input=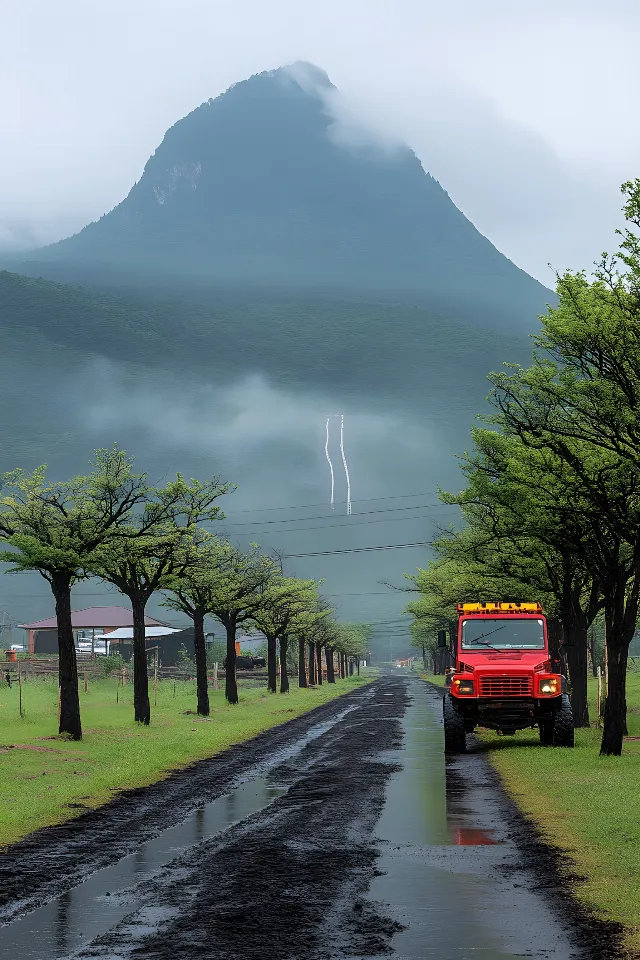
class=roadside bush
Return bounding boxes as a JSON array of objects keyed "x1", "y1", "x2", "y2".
[{"x1": 99, "y1": 653, "x2": 125, "y2": 678}]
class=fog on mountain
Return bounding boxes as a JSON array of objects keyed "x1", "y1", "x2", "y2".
[{"x1": 0, "y1": 62, "x2": 547, "y2": 646}]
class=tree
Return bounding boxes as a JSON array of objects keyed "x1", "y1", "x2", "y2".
[
  {"x1": 249, "y1": 576, "x2": 322, "y2": 693},
  {"x1": 488, "y1": 180, "x2": 640, "y2": 754},
  {"x1": 333, "y1": 623, "x2": 370, "y2": 675},
  {"x1": 0, "y1": 447, "x2": 151, "y2": 740},
  {"x1": 196, "y1": 542, "x2": 278, "y2": 704},
  {"x1": 90, "y1": 477, "x2": 230, "y2": 725},
  {"x1": 162, "y1": 538, "x2": 228, "y2": 717}
]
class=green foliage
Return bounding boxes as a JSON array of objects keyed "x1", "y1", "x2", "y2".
[
  {"x1": 99, "y1": 653, "x2": 125, "y2": 677},
  {"x1": 406, "y1": 179, "x2": 640, "y2": 754},
  {"x1": 0, "y1": 446, "x2": 150, "y2": 582},
  {"x1": 176, "y1": 644, "x2": 195, "y2": 670}
]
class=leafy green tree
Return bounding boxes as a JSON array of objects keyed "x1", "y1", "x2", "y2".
[
  {"x1": 162, "y1": 538, "x2": 229, "y2": 717},
  {"x1": 250, "y1": 577, "x2": 323, "y2": 693},
  {"x1": 0, "y1": 447, "x2": 151, "y2": 740},
  {"x1": 189, "y1": 541, "x2": 278, "y2": 704},
  {"x1": 90, "y1": 477, "x2": 230, "y2": 725},
  {"x1": 333, "y1": 623, "x2": 370, "y2": 676},
  {"x1": 488, "y1": 180, "x2": 640, "y2": 754}
]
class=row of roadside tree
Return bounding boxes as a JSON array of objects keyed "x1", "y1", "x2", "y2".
[
  {"x1": 406, "y1": 178, "x2": 640, "y2": 757},
  {"x1": 0, "y1": 451, "x2": 370, "y2": 740}
]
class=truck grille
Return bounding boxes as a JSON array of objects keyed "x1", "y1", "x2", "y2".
[{"x1": 479, "y1": 676, "x2": 533, "y2": 698}]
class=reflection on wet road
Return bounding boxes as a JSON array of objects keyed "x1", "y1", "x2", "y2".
[
  {"x1": 365, "y1": 678, "x2": 581, "y2": 959},
  {"x1": 0, "y1": 778, "x2": 286, "y2": 959}
]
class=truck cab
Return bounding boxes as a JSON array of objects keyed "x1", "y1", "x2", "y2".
[{"x1": 442, "y1": 602, "x2": 573, "y2": 752}]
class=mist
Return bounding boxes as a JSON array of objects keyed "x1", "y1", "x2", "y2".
[
  {"x1": 2, "y1": 1, "x2": 639, "y2": 280},
  {"x1": 0, "y1": 349, "x2": 460, "y2": 652}
]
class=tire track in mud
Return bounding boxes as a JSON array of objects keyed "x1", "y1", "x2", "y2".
[
  {"x1": 0, "y1": 681, "x2": 380, "y2": 924},
  {"x1": 73, "y1": 677, "x2": 410, "y2": 959}
]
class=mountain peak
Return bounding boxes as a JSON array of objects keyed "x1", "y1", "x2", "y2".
[{"x1": 26, "y1": 62, "x2": 550, "y2": 328}]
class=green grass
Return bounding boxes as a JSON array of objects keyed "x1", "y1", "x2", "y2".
[
  {"x1": 0, "y1": 672, "x2": 371, "y2": 847},
  {"x1": 421, "y1": 670, "x2": 640, "y2": 956},
  {"x1": 483, "y1": 676, "x2": 640, "y2": 956}
]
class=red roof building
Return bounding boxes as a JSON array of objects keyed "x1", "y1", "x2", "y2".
[{"x1": 19, "y1": 606, "x2": 167, "y2": 654}]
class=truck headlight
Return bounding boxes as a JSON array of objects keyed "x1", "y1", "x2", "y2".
[
  {"x1": 455, "y1": 679, "x2": 474, "y2": 695},
  {"x1": 539, "y1": 678, "x2": 559, "y2": 695}
]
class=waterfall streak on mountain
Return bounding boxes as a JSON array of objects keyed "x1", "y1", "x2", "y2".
[
  {"x1": 325, "y1": 416, "x2": 335, "y2": 510},
  {"x1": 340, "y1": 414, "x2": 352, "y2": 516}
]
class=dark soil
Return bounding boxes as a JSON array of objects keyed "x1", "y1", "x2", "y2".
[
  {"x1": 0, "y1": 680, "x2": 382, "y2": 923},
  {"x1": 75, "y1": 677, "x2": 410, "y2": 959}
]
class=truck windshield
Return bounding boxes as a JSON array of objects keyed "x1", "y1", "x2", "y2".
[{"x1": 461, "y1": 618, "x2": 544, "y2": 650}]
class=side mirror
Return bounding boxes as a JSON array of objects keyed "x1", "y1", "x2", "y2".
[{"x1": 437, "y1": 630, "x2": 448, "y2": 649}]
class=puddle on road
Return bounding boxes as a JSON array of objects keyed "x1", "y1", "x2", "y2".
[
  {"x1": 363, "y1": 682, "x2": 574, "y2": 960},
  {"x1": 0, "y1": 701, "x2": 362, "y2": 960},
  {"x1": 0, "y1": 778, "x2": 285, "y2": 959}
]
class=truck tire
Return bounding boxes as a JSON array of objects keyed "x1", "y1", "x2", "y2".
[
  {"x1": 538, "y1": 719, "x2": 554, "y2": 746},
  {"x1": 443, "y1": 695, "x2": 466, "y2": 754},
  {"x1": 540, "y1": 695, "x2": 574, "y2": 747},
  {"x1": 551, "y1": 694, "x2": 574, "y2": 747}
]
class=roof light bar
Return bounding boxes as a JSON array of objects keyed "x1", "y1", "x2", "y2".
[{"x1": 456, "y1": 602, "x2": 543, "y2": 614}]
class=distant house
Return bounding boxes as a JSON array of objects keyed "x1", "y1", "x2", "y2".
[
  {"x1": 102, "y1": 625, "x2": 193, "y2": 665},
  {"x1": 19, "y1": 606, "x2": 168, "y2": 655}
]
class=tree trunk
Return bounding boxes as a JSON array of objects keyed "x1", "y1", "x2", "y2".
[
  {"x1": 131, "y1": 595, "x2": 151, "y2": 725},
  {"x1": 193, "y1": 607, "x2": 210, "y2": 717},
  {"x1": 600, "y1": 570, "x2": 639, "y2": 756},
  {"x1": 349, "y1": 659, "x2": 354, "y2": 676},
  {"x1": 225, "y1": 619, "x2": 239, "y2": 705},
  {"x1": 547, "y1": 617, "x2": 563, "y2": 672},
  {"x1": 563, "y1": 613, "x2": 590, "y2": 728},
  {"x1": 325, "y1": 645, "x2": 335, "y2": 683},
  {"x1": 279, "y1": 637, "x2": 290, "y2": 693},
  {"x1": 316, "y1": 643, "x2": 323, "y2": 685},
  {"x1": 421, "y1": 646, "x2": 428, "y2": 671},
  {"x1": 51, "y1": 575, "x2": 82, "y2": 740},
  {"x1": 356, "y1": 657, "x2": 360, "y2": 676},
  {"x1": 267, "y1": 633, "x2": 277, "y2": 694},
  {"x1": 308, "y1": 642, "x2": 316, "y2": 685},
  {"x1": 298, "y1": 637, "x2": 307, "y2": 687}
]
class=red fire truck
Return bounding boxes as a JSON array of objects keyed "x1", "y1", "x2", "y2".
[{"x1": 441, "y1": 602, "x2": 573, "y2": 753}]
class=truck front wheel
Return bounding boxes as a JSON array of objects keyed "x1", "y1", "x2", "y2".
[
  {"x1": 539, "y1": 694, "x2": 574, "y2": 748},
  {"x1": 443, "y1": 695, "x2": 467, "y2": 754}
]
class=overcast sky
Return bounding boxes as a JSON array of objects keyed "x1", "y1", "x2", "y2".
[{"x1": 2, "y1": 0, "x2": 639, "y2": 282}]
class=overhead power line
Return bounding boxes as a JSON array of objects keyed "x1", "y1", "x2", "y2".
[
  {"x1": 223, "y1": 503, "x2": 446, "y2": 527},
  {"x1": 283, "y1": 541, "x2": 431, "y2": 558},
  {"x1": 226, "y1": 513, "x2": 450, "y2": 537},
  {"x1": 224, "y1": 492, "x2": 440, "y2": 515}
]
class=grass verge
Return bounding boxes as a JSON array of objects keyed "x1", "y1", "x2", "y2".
[
  {"x1": 423, "y1": 669, "x2": 640, "y2": 956},
  {"x1": 0, "y1": 672, "x2": 372, "y2": 847}
]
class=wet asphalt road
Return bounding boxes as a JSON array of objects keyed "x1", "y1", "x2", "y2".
[{"x1": 0, "y1": 676, "x2": 618, "y2": 959}]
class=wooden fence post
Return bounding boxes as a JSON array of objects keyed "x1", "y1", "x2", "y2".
[{"x1": 154, "y1": 649, "x2": 158, "y2": 707}]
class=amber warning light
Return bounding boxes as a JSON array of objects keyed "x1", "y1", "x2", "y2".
[{"x1": 457, "y1": 602, "x2": 543, "y2": 614}]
